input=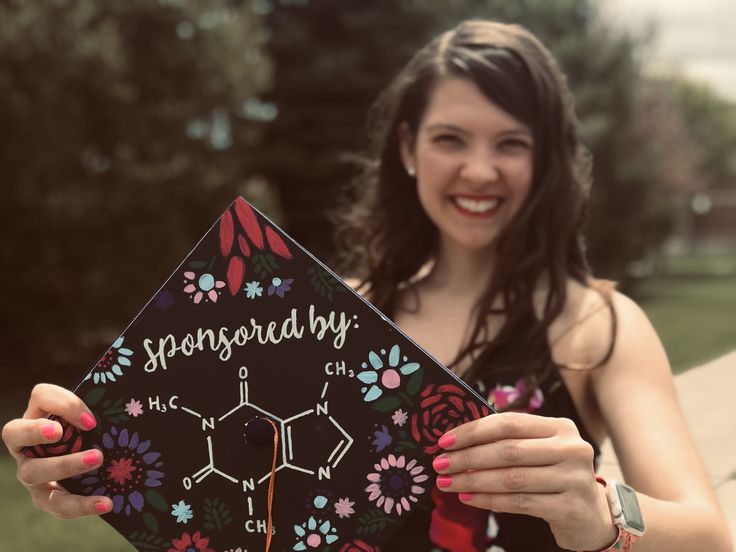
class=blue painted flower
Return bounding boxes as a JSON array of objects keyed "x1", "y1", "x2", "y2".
[
  {"x1": 171, "y1": 500, "x2": 193, "y2": 524},
  {"x1": 371, "y1": 424, "x2": 393, "y2": 452},
  {"x1": 83, "y1": 336, "x2": 133, "y2": 384},
  {"x1": 267, "y1": 277, "x2": 293, "y2": 298},
  {"x1": 293, "y1": 516, "x2": 338, "y2": 551},
  {"x1": 357, "y1": 344, "x2": 421, "y2": 402},
  {"x1": 244, "y1": 280, "x2": 263, "y2": 299},
  {"x1": 79, "y1": 426, "x2": 164, "y2": 516}
]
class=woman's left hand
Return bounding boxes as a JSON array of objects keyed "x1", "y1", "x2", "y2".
[{"x1": 433, "y1": 411, "x2": 618, "y2": 552}]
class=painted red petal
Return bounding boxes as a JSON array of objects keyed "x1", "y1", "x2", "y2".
[
  {"x1": 227, "y1": 256, "x2": 245, "y2": 296},
  {"x1": 265, "y1": 225, "x2": 292, "y2": 259},
  {"x1": 219, "y1": 210, "x2": 234, "y2": 256},
  {"x1": 234, "y1": 197, "x2": 264, "y2": 249},
  {"x1": 238, "y1": 235, "x2": 251, "y2": 258}
]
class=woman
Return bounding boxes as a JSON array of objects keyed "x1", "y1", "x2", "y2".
[{"x1": 2, "y1": 20, "x2": 731, "y2": 552}]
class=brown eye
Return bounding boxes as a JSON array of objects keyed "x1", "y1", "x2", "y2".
[
  {"x1": 434, "y1": 134, "x2": 462, "y2": 145},
  {"x1": 501, "y1": 139, "x2": 531, "y2": 149}
]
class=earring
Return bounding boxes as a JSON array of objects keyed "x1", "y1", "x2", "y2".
[{"x1": 406, "y1": 166, "x2": 416, "y2": 178}]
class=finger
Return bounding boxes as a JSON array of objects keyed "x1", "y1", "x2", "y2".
[
  {"x1": 23, "y1": 383, "x2": 97, "y2": 432},
  {"x1": 436, "y1": 466, "x2": 569, "y2": 495},
  {"x1": 433, "y1": 437, "x2": 562, "y2": 474},
  {"x1": 458, "y1": 491, "x2": 563, "y2": 521},
  {"x1": 2, "y1": 418, "x2": 63, "y2": 456},
  {"x1": 438, "y1": 412, "x2": 564, "y2": 450},
  {"x1": 30, "y1": 484, "x2": 113, "y2": 519},
  {"x1": 18, "y1": 448, "x2": 104, "y2": 487}
]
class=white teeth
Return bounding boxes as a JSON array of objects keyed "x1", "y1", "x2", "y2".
[{"x1": 453, "y1": 196, "x2": 500, "y2": 213}]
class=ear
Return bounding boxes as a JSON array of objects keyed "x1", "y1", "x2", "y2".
[{"x1": 398, "y1": 121, "x2": 416, "y2": 170}]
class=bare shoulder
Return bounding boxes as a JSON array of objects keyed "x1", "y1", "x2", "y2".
[{"x1": 547, "y1": 278, "x2": 618, "y2": 370}]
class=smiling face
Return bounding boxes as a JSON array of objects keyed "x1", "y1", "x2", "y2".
[{"x1": 400, "y1": 77, "x2": 534, "y2": 255}]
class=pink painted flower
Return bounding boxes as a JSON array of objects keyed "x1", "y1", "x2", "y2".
[
  {"x1": 334, "y1": 497, "x2": 355, "y2": 519},
  {"x1": 391, "y1": 408, "x2": 408, "y2": 427},
  {"x1": 125, "y1": 399, "x2": 144, "y2": 418},
  {"x1": 489, "y1": 377, "x2": 544, "y2": 413},
  {"x1": 365, "y1": 454, "x2": 428, "y2": 516},
  {"x1": 183, "y1": 271, "x2": 226, "y2": 304}
]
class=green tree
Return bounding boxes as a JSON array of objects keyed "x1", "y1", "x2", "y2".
[{"x1": 0, "y1": 0, "x2": 271, "y2": 385}]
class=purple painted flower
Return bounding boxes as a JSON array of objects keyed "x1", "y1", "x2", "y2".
[
  {"x1": 79, "y1": 426, "x2": 164, "y2": 516},
  {"x1": 153, "y1": 289, "x2": 175, "y2": 310},
  {"x1": 371, "y1": 424, "x2": 392, "y2": 452},
  {"x1": 267, "y1": 277, "x2": 293, "y2": 298}
]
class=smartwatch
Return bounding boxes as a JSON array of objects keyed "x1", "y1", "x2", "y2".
[{"x1": 593, "y1": 475, "x2": 645, "y2": 551}]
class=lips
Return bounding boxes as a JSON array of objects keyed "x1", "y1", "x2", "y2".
[{"x1": 450, "y1": 194, "x2": 503, "y2": 218}]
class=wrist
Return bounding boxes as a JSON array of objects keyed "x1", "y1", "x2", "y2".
[{"x1": 584, "y1": 477, "x2": 620, "y2": 551}]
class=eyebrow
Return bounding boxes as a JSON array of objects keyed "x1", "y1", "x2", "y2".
[{"x1": 425, "y1": 123, "x2": 532, "y2": 138}]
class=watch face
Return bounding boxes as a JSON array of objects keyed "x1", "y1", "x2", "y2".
[{"x1": 617, "y1": 484, "x2": 645, "y2": 533}]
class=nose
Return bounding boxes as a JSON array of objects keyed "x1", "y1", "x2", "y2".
[{"x1": 459, "y1": 147, "x2": 500, "y2": 184}]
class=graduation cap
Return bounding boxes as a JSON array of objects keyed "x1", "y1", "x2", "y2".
[{"x1": 24, "y1": 197, "x2": 493, "y2": 551}]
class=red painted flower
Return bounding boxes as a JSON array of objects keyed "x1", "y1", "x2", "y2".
[
  {"x1": 23, "y1": 417, "x2": 83, "y2": 458},
  {"x1": 339, "y1": 539, "x2": 380, "y2": 552},
  {"x1": 107, "y1": 457, "x2": 136, "y2": 485},
  {"x1": 410, "y1": 384, "x2": 491, "y2": 454},
  {"x1": 429, "y1": 488, "x2": 488, "y2": 552},
  {"x1": 168, "y1": 531, "x2": 215, "y2": 552}
]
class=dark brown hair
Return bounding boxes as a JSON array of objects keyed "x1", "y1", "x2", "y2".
[{"x1": 333, "y1": 20, "x2": 613, "y2": 399}]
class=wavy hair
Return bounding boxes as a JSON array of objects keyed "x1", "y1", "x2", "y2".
[{"x1": 333, "y1": 20, "x2": 613, "y2": 400}]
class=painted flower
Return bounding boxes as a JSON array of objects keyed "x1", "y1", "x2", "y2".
[
  {"x1": 365, "y1": 454, "x2": 428, "y2": 516},
  {"x1": 125, "y1": 398, "x2": 144, "y2": 418},
  {"x1": 429, "y1": 487, "x2": 490, "y2": 552},
  {"x1": 410, "y1": 384, "x2": 492, "y2": 455},
  {"x1": 244, "y1": 280, "x2": 263, "y2": 299},
  {"x1": 79, "y1": 426, "x2": 164, "y2": 516},
  {"x1": 392, "y1": 409, "x2": 408, "y2": 427},
  {"x1": 183, "y1": 270, "x2": 226, "y2": 304},
  {"x1": 171, "y1": 500, "x2": 193, "y2": 524},
  {"x1": 153, "y1": 289, "x2": 175, "y2": 310},
  {"x1": 83, "y1": 336, "x2": 133, "y2": 384},
  {"x1": 304, "y1": 489, "x2": 335, "y2": 516},
  {"x1": 267, "y1": 276, "x2": 293, "y2": 298},
  {"x1": 293, "y1": 516, "x2": 339, "y2": 550},
  {"x1": 334, "y1": 497, "x2": 355, "y2": 519},
  {"x1": 489, "y1": 377, "x2": 544, "y2": 413},
  {"x1": 168, "y1": 530, "x2": 214, "y2": 552},
  {"x1": 371, "y1": 424, "x2": 393, "y2": 453},
  {"x1": 357, "y1": 345, "x2": 421, "y2": 402},
  {"x1": 23, "y1": 417, "x2": 83, "y2": 458},
  {"x1": 339, "y1": 540, "x2": 380, "y2": 552}
]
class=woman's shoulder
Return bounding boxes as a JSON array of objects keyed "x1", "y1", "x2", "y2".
[{"x1": 546, "y1": 277, "x2": 635, "y2": 370}]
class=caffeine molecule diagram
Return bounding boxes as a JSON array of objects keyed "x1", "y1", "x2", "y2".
[{"x1": 147, "y1": 364, "x2": 354, "y2": 517}]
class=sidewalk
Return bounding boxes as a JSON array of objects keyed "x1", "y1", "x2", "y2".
[{"x1": 598, "y1": 351, "x2": 736, "y2": 545}]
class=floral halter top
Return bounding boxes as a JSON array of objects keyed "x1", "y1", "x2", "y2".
[{"x1": 382, "y1": 368, "x2": 601, "y2": 552}]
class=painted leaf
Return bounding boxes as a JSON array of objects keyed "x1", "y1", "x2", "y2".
[
  {"x1": 265, "y1": 225, "x2": 292, "y2": 259},
  {"x1": 219, "y1": 210, "x2": 234, "y2": 256},
  {"x1": 406, "y1": 369, "x2": 424, "y2": 396},
  {"x1": 84, "y1": 388, "x2": 105, "y2": 406},
  {"x1": 372, "y1": 395, "x2": 402, "y2": 413},
  {"x1": 238, "y1": 235, "x2": 251, "y2": 258},
  {"x1": 145, "y1": 490, "x2": 167, "y2": 512},
  {"x1": 142, "y1": 512, "x2": 159, "y2": 534},
  {"x1": 227, "y1": 255, "x2": 245, "y2": 296},
  {"x1": 234, "y1": 197, "x2": 264, "y2": 249}
]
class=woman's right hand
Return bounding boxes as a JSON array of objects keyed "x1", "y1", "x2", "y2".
[{"x1": 1, "y1": 383, "x2": 113, "y2": 518}]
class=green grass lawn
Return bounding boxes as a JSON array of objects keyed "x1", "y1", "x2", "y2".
[{"x1": 636, "y1": 274, "x2": 736, "y2": 374}]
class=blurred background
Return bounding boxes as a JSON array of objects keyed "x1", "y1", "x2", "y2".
[{"x1": 1, "y1": 0, "x2": 734, "y2": 549}]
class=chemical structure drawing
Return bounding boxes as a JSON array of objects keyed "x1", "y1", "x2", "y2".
[{"x1": 150, "y1": 365, "x2": 354, "y2": 498}]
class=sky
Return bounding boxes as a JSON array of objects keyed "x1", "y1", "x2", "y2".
[{"x1": 602, "y1": 0, "x2": 736, "y2": 102}]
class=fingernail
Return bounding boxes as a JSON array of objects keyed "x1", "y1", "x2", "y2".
[
  {"x1": 437, "y1": 475, "x2": 453, "y2": 488},
  {"x1": 42, "y1": 424, "x2": 57, "y2": 441},
  {"x1": 459, "y1": 493, "x2": 474, "y2": 502},
  {"x1": 83, "y1": 450, "x2": 101, "y2": 467},
  {"x1": 432, "y1": 456, "x2": 450, "y2": 472},
  {"x1": 95, "y1": 501, "x2": 110, "y2": 514},
  {"x1": 80, "y1": 412, "x2": 97, "y2": 430},
  {"x1": 438, "y1": 433, "x2": 456, "y2": 449}
]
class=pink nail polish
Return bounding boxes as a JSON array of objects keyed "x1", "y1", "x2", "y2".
[
  {"x1": 42, "y1": 424, "x2": 57, "y2": 440},
  {"x1": 95, "y1": 501, "x2": 110, "y2": 513},
  {"x1": 432, "y1": 456, "x2": 450, "y2": 472},
  {"x1": 459, "y1": 493, "x2": 474, "y2": 502},
  {"x1": 438, "y1": 433, "x2": 456, "y2": 449},
  {"x1": 80, "y1": 412, "x2": 97, "y2": 430},
  {"x1": 437, "y1": 475, "x2": 453, "y2": 488},
  {"x1": 83, "y1": 450, "x2": 100, "y2": 467}
]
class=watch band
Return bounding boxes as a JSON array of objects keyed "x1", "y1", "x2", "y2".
[{"x1": 589, "y1": 475, "x2": 642, "y2": 552}]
